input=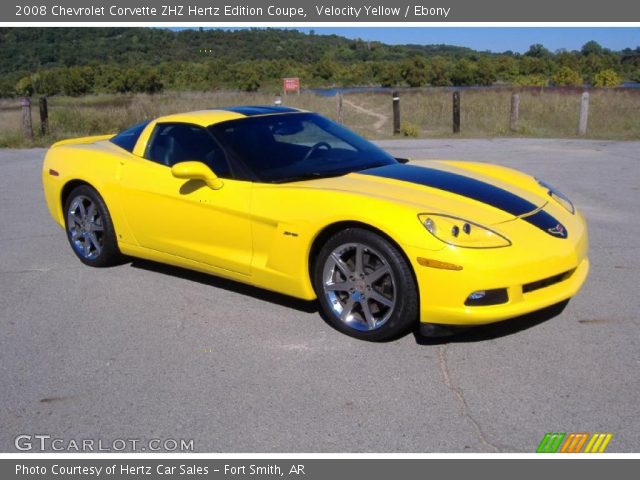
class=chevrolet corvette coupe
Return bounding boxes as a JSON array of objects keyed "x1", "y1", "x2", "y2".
[{"x1": 42, "y1": 106, "x2": 589, "y2": 341}]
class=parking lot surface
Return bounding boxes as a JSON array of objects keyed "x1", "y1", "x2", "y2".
[{"x1": 0, "y1": 138, "x2": 638, "y2": 452}]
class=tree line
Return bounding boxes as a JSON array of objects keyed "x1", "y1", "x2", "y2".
[{"x1": 1, "y1": 28, "x2": 638, "y2": 97}]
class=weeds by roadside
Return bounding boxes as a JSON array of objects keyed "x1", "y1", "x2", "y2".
[{"x1": 1, "y1": 88, "x2": 638, "y2": 148}]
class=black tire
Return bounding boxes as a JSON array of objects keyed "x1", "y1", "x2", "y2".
[
  {"x1": 313, "y1": 227, "x2": 418, "y2": 341},
  {"x1": 63, "y1": 184, "x2": 122, "y2": 267}
]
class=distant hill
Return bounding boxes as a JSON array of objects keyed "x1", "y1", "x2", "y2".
[
  {"x1": 0, "y1": 28, "x2": 638, "y2": 96},
  {"x1": 0, "y1": 28, "x2": 477, "y2": 74}
]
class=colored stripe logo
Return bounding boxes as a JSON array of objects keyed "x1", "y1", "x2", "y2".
[{"x1": 537, "y1": 432, "x2": 613, "y2": 453}]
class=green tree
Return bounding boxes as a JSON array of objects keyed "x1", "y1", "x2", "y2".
[
  {"x1": 520, "y1": 56, "x2": 550, "y2": 76},
  {"x1": 234, "y1": 64, "x2": 261, "y2": 92},
  {"x1": 15, "y1": 76, "x2": 34, "y2": 96},
  {"x1": 426, "y1": 56, "x2": 452, "y2": 86},
  {"x1": 593, "y1": 69, "x2": 621, "y2": 87},
  {"x1": 401, "y1": 56, "x2": 428, "y2": 87},
  {"x1": 494, "y1": 56, "x2": 519, "y2": 82},
  {"x1": 556, "y1": 50, "x2": 581, "y2": 71},
  {"x1": 378, "y1": 63, "x2": 402, "y2": 87},
  {"x1": 581, "y1": 41, "x2": 604, "y2": 56},
  {"x1": 475, "y1": 57, "x2": 497, "y2": 86},
  {"x1": 311, "y1": 59, "x2": 337, "y2": 81},
  {"x1": 525, "y1": 44, "x2": 552, "y2": 58},
  {"x1": 552, "y1": 66, "x2": 582, "y2": 86},
  {"x1": 60, "y1": 66, "x2": 94, "y2": 96},
  {"x1": 450, "y1": 59, "x2": 476, "y2": 86}
]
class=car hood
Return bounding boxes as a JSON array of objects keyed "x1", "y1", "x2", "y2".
[{"x1": 287, "y1": 161, "x2": 549, "y2": 227}]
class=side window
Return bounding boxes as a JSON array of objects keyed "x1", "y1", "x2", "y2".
[
  {"x1": 110, "y1": 120, "x2": 151, "y2": 152},
  {"x1": 145, "y1": 123, "x2": 231, "y2": 178}
]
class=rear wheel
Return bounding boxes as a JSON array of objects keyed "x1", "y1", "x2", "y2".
[
  {"x1": 314, "y1": 228, "x2": 418, "y2": 341},
  {"x1": 64, "y1": 185, "x2": 121, "y2": 267}
]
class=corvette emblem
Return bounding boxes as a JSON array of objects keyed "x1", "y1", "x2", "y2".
[{"x1": 548, "y1": 223, "x2": 567, "y2": 238}]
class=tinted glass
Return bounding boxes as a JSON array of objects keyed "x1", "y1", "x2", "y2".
[
  {"x1": 109, "y1": 120, "x2": 150, "y2": 152},
  {"x1": 208, "y1": 113, "x2": 397, "y2": 183},
  {"x1": 146, "y1": 123, "x2": 230, "y2": 178}
]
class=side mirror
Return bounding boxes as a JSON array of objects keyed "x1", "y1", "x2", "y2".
[{"x1": 171, "y1": 161, "x2": 223, "y2": 190}]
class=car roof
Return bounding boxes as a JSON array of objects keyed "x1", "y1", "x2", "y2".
[{"x1": 155, "y1": 106, "x2": 305, "y2": 127}]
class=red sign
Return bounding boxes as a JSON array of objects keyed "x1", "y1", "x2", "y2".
[{"x1": 283, "y1": 77, "x2": 300, "y2": 94}]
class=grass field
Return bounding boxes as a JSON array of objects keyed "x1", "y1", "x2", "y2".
[{"x1": 1, "y1": 88, "x2": 639, "y2": 148}]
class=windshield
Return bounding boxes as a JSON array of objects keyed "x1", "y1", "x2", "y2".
[{"x1": 208, "y1": 113, "x2": 397, "y2": 183}]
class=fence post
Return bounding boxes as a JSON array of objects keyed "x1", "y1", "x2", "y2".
[
  {"x1": 578, "y1": 92, "x2": 589, "y2": 136},
  {"x1": 452, "y1": 91, "x2": 460, "y2": 133},
  {"x1": 21, "y1": 97, "x2": 33, "y2": 140},
  {"x1": 336, "y1": 92, "x2": 343, "y2": 124},
  {"x1": 39, "y1": 96, "x2": 49, "y2": 136},
  {"x1": 509, "y1": 92, "x2": 520, "y2": 132},
  {"x1": 392, "y1": 91, "x2": 400, "y2": 135}
]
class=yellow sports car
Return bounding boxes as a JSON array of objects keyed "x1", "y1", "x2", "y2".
[{"x1": 42, "y1": 106, "x2": 588, "y2": 341}]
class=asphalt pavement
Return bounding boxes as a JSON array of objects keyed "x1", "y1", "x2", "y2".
[{"x1": 0, "y1": 138, "x2": 638, "y2": 453}]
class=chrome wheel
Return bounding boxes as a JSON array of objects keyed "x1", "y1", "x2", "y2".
[
  {"x1": 66, "y1": 195, "x2": 104, "y2": 260},
  {"x1": 322, "y1": 242, "x2": 396, "y2": 331}
]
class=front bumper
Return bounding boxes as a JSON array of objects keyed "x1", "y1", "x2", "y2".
[{"x1": 403, "y1": 212, "x2": 589, "y2": 326}]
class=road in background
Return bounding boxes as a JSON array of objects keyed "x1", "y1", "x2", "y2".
[{"x1": 0, "y1": 139, "x2": 638, "y2": 452}]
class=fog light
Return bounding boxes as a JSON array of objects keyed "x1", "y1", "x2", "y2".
[
  {"x1": 465, "y1": 288, "x2": 509, "y2": 306},
  {"x1": 468, "y1": 290, "x2": 485, "y2": 300}
]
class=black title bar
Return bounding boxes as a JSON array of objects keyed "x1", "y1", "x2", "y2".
[{"x1": 4, "y1": 1, "x2": 640, "y2": 22}]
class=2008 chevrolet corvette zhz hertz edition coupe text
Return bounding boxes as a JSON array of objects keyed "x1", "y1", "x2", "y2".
[{"x1": 43, "y1": 106, "x2": 589, "y2": 341}]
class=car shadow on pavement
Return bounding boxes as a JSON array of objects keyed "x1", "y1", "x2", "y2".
[
  {"x1": 129, "y1": 259, "x2": 319, "y2": 314},
  {"x1": 412, "y1": 300, "x2": 570, "y2": 345},
  {"x1": 129, "y1": 258, "x2": 568, "y2": 343}
]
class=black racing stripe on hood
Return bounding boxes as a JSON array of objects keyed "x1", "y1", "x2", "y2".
[
  {"x1": 361, "y1": 164, "x2": 536, "y2": 216},
  {"x1": 218, "y1": 106, "x2": 300, "y2": 116},
  {"x1": 523, "y1": 210, "x2": 568, "y2": 239},
  {"x1": 361, "y1": 164, "x2": 567, "y2": 238}
]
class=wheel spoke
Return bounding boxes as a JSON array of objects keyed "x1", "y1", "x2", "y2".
[
  {"x1": 369, "y1": 290, "x2": 394, "y2": 308},
  {"x1": 89, "y1": 215, "x2": 104, "y2": 232},
  {"x1": 361, "y1": 300, "x2": 376, "y2": 329},
  {"x1": 366, "y1": 265, "x2": 391, "y2": 283},
  {"x1": 77, "y1": 201, "x2": 87, "y2": 220},
  {"x1": 71, "y1": 230, "x2": 81, "y2": 241},
  {"x1": 86, "y1": 202, "x2": 96, "y2": 221},
  {"x1": 83, "y1": 236, "x2": 91, "y2": 255},
  {"x1": 88, "y1": 233, "x2": 102, "y2": 255},
  {"x1": 330, "y1": 252, "x2": 352, "y2": 277},
  {"x1": 354, "y1": 244, "x2": 364, "y2": 276},
  {"x1": 71, "y1": 210, "x2": 83, "y2": 224},
  {"x1": 325, "y1": 281, "x2": 353, "y2": 292},
  {"x1": 340, "y1": 297, "x2": 356, "y2": 322}
]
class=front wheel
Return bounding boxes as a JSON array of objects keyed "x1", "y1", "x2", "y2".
[
  {"x1": 313, "y1": 228, "x2": 418, "y2": 341},
  {"x1": 64, "y1": 185, "x2": 122, "y2": 267}
]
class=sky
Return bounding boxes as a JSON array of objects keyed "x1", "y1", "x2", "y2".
[{"x1": 234, "y1": 27, "x2": 640, "y2": 53}]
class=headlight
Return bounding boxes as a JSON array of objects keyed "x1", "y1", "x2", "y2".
[
  {"x1": 418, "y1": 214, "x2": 511, "y2": 248},
  {"x1": 537, "y1": 179, "x2": 575, "y2": 214}
]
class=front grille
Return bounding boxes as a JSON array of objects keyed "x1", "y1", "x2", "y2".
[{"x1": 523, "y1": 269, "x2": 574, "y2": 294}]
